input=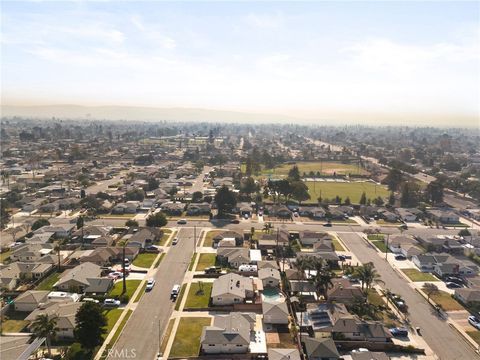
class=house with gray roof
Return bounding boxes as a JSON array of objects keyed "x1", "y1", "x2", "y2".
[
  {"x1": 268, "y1": 348, "x2": 301, "y2": 360},
  {"x1": 216, "y1": 248, "x2": 250, "y2": 268},
  {"x1": 200, "y1": 312, "x2": 255, "y2": 354},
  {"x1": 332, "y1": 318, "x2": 392, "y2": 342},
  {"x1": 14, "y1": 290, "x2": 49, "y2": 312},
  {"x1": 303, "y1": 337, "x2": 339, "y2": 360},
  {"x1": 262, "y1": 299, "x2": 289, "y2": 324},
  {"x1": 258, "y1": 268, "x2": 281, "y2": 288},
  {"x1": 55, "y1": 262, "x2": 113, "y2": 294},
  {"x1": 211, "y1": 273, "x2": 254, "y2": 305}
]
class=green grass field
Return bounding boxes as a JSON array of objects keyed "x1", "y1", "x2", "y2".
[
  {"x1": 1, "y1": 319, "x2": 29, "y2": 333},
  {"x1": 158, "y1": 229, "x2": 174, "y2": 246},
  {"x1": 203, "y1": 230, "x2": 223, "y2": 247},
  {"x1": 35, "y1": 271, "x2": 61, "y2": 290},
  {"x1": 402, "y1": 269, "x2": 439, "y2": 282},
  {"x1": 430, "y1": 291, "x2": 464, "y2": 311},
  {"x1": 305, "y1": 181, "x2": 389, "y2": 203},
  {"x1": 132, "y1": 253, "x2": 158, "y2": 268},
  {"x1": 195, "y1": 253, "x2": 216, "y2": 271},
  {"x1": 103, "y1": 309, "x2": 123, "y2": 336},
  {"x1": 184, "y1": 283, "x2": 212, "y2": 309},
  {"x1": 242, "y1": 161, "x2": 369, "y2": 177},
  {"x1": 169, "y1": 317, "x2": 212, "y2": 358},
  {"x1": 332, "y1": 237, "x2": 346, "y2": 251},
  {"x1": 109, "y1": 280, "x2": 142, "y2": 299},
  {"x1": 371, "y1": 240, "x2": 390, "y2": 253}
]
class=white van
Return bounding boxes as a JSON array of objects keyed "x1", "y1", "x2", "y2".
[
  {"x1": 171, "y1": 284, "x2": 181, "y2": 299},
  {"x1": 239, "y1": 264, "x2": 258, "y2": 272}
]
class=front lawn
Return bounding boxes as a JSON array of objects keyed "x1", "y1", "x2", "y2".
[
  {"x1": 203, "y1": 230, "x2": 223, "y2": 247},
  {"x1": 0, "y1": 249, "x2": 12, "y2": 263},
  {"x1": 430, "y1": 291, "x2": 464, "y2": 311},
  {"x1": 195, "y1": 253, "x2": 216, "y2": 271},
  {"x1": 109, "y1": 280, "x2": 142, "y2": 300},
  {"x1": 1, "y1": 319, "x2": 29, "y2": 333},
  {"x1": 132, "y1": 253, "x2": 157, "y2": 268},
  {"x1": 371, "y1": 240, "x2": 390, "y2": 253},
  {"x1": 184, "y1": 282, "x2": 212, "y2": 309},
  {"x1": 332, "y1": 237, "x2": 346, "y2": 252},
  {"x1": 169, "y1": 317, "x2": 211, "y2": 358},
  {"x1": 367, "y1": 289, "x2": 386, "y2": 307},
  {"x1": 402, "y1": 269, "x2": 439, "y2": 282},
  {"x1": 103, "y1": 309, "x2": 123, "y2": 336},
  {"x1": 158, "y1": 229, "x2": 173, "y2": 246},
  {"x1": 35, "y1": 271, "x2": 61, "y2": 290}
]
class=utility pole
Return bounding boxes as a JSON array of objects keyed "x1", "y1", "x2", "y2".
[
  {"x1": 194, "y1": 225, "x2": 197, "y2": 253},
  {"x1": 385, "y1": 233, "x2": 390, "y2": 261},
  {"x1": 122, "y1": 243, "x2": 126, "y2": 294}
]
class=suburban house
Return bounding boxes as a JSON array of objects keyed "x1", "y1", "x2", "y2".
[
  {"x1": 112, "y1": 202, "x2": 139, "y2": 214},
  {"x1": 300, "y1": 303, "x2": 351, "y2": 333},
  {"x1": 13, "y1": 290, "x2": 49, "y2": 312},
  {"x1": 211, "y1": 273, "x2": 254, "y2": 305},
  {"x1": 71, "y1": 225, "x2": 111, "y2": 243},
  {"x1": 327, "y1": 279, "x2": 365, "y2": 304},
  {"x1": 213, "y1": 231, "x2": 244, "y2": 247},
  {"x1": 396, "y1": 208, "x2": 420, "y2": 222},
  {"x1": 377, "y1": 209, "x2": 398, "y2": 222},
  {"x1": 34, "y1": 224, "x2": 75, "y2": 239},
  {"x1": 79, "y1": 246, "x2": 139, "y2": 266},
  {"x1": 161, "y1": 202, "x2": 185, "y2": 216},
  {"x1": 262, "y1": 299, "x2": 289, "y2": 324},
  {"x1": 454, "y1": 288, "x2": 480, "y2": 306},
  {"x1": 54, "y1": 262, "x2": 113, "y2": 294},
  {"x1": 332, "y1": 318, "x2": 392, "y2": 342},
  {"x1": 303, "y1": 337, "x2": 340, "y2": 360},
  {"x1": 216, "y1": 248, "x2": 250, "y2": 268},
  {"x1": 257, "y1": 260, "x2": 278, "y2": 270},
  {"x1": 300, "y1": 231, "x2": 332, "y2": 247},
  {"x1": 427, "y1": 209, "x2": 460, "y2": 224},
  {"x1": 200, "y1": 312, "x2": 256, "y2": 354},
  {"x1": 433, "y1": 259, "x2": 478, "y2": 278},
  {"x1": 412, "y1": 254, "x2": 449, "y2": 272},
  {"x1": 266, "y1": 205, "x2": 292, "y2": 219},
  {"x1": 0, "y1": 262, "x2": 53, "y2": 290},
  {"x1": 91, "y1": 235, "x2": 116, "y2": 248},
  {"x1": 387, "y1": 235, "x2": 416, "y2": 254},
  {"x1": 298, "y1": 206, "x2": 326, "y2": 219},
  {"x1": 126, "y1": 227, "x2": 162, "y2": 249},
  {"x1": 25, "y1": 301, "x2": 83, "y2": 339},
  {"x1": 268, "y1": 348, "x2": 301, "y2": 360},
  {"x1": 11, "y1": 243, "x2": 54, "y2": 262},
  {"x1": 258, "y1": 268, "x2": 281, "y2": 288},
  {"x1": 186, "y1": 202, "x2": 211, "y2": 216}
]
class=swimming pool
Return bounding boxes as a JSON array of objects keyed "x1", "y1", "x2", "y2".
[{"x1": 262, "y1": 288, "x2": 284, "y2": 302}]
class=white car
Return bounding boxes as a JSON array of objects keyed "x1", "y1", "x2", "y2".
[
  {"x1": 108, "y1": 271, "x2": 122, "y2": 279},
  {"x1": 172, "y1": 237, "x2": 179, "y2": 245},
  {"x1": 468, "y1": 316, "x2": 480, "y2": 330},
  {"x1": 146, "y1": 279, "x2": 156, "y2": 291},
  {"x1": 83, "y1": 297, "x2": 99, "y2": 303},
  {"x1": 103, "y1": 298, "x2": 121, "y2": 307}
]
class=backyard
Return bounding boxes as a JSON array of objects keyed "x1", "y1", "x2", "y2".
[
  {"x1": 402, "y1": 269, "x2": 439, "y2": 282},
  {"x1": 169, "y1": 317, "x2": 212, "y2": 358},
  {"x1": 35, "y1": 271, "x2": 61, "y2": 290},
  {"x1": 305, "y1": 181, "x2": 389, "y2": 204},
  {"x1": 195, "y1": 253, "x2": 216, "y2": 271},
  {"x1": 184, "y1": 282, "x2": 212, "y2": 309},
  {"x1": 132, "y1": 253, "x2": 158, "y2": 268}
]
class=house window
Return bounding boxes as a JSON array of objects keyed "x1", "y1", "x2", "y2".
[
  {"x1": 208, "y1": 344, "x2": 215, "y2": 347},
  {"x1": 236, "y1": 345, "x2": 243, "y2": 347}
]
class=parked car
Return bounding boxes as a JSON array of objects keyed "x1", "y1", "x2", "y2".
[
  {"x1": 83, "y1": 297, "x2": 99, "y2": 303},
  {"x1": 205, "y1": 266, "x2": 221, "y2": 274},
  {"x1": 446, "y1": 282, "x2": 462, "y2": 289},
  {"x1": 103, "y1": 298, "x2": 121, "y2": 307},
  {"x1": 177, "y1": 219, "x2": 187, "y2": 225},
  {"x1": 146, "y1": 278, "x2": 156, "y2": 291},
  {"x1": 390, "y1": 327, "x2": 408, "y2": 337},
  {"x1": 323, "y1": 222, "x2": 332, "y2": 227},
  {"x1": 338, "y1": 255, "x2": 352, "y2": 261},
  {"x1": 444, "y1": 276, "x2": 465, "y2": 285},
  {"x1": 468, "y1": 316, "x2": 480, "y2": 330},
  {"x1": 172, "y1": 237, "x2": 179, "y2": 245},
  {"x1": 145, "y1": 245, "x2": 160, "y2": 253},
  {"x1": 171, "y1": 284, "x2": 181, "y2": 300},
  {"x1": 394, "y1": 254, "x2": 407, "y2": 261},
  {"x1": 108, "y1": 271, "x2": 122, "y2": 279}
]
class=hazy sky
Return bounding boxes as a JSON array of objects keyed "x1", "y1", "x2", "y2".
[{"x1": 1, "y1": 1, "x2": 479, "y2": 122}]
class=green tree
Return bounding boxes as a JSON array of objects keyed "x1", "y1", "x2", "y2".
[
  {"x1": 76, "y1": 216, "x2": 84, "y2": 230},
  {"x1": 288, "y1": 165, "x2": 301, "y2": 181},
  {"x1": 146, "y1": 212, "x2": 167, "y2": 227},
  {"x1": 32, "y1": 218, "x2": 50, "y2": 231},
  {"x1": 241, "y1": 177, "x2": 257, "y2": 198},
  {"x1": 80, "y1": 195, "x2": 101, "y2": 213},
  {"x1": 291, "y1": 181, "x2": 310, "y2": 204},
  {"x1": 191, "y1": 191, "x2": 203, "y2": 203},
  {"x1": 425, "y1": 180, "x2": 444, "y2": 205},
  {"x1": 458, "y1": 229, "x2": 471, "y2": 237},
  {"x1": 359, "y1": 192, "x2": 367, "y2": 205},
  {"x1": 125, "y1": 219, "x2": 139, "y2": 227},
  {"x1": 400, "y1": 181, "x2": 421, "y2": 207},
  {"x1": 214, "y1": 185, "x2": 237, "y2": 215},
  {"x1": 31, "y1": 314, "x2": 58, "y2": 356},
  {"x1": 310, "y1": 259, "x2": 334, "y2": 300},
  {"x1": 125, "y1": 188, "x2": 145, "y2": 201},
  {"x1": 356, "y1": 262, "x2": 383, "y2": 294},
  {"x1": 74, "y1": 302, "x2": 107, "y2": 350},
  {"x1": 384, "y1": 168, "x2": 403, "y2": 191},
  {"x1": 344, "y1": 197, "x2": 351, "y2": 205},
  {"x1": 388, "y1": 192, "x2": 395, "y2": 206},
  {"x1": 147, "y1": 177, "x2": 160, "y2": 191},
  {"x1": 373, "y1": 196, "x2": 384, "y2": 206}
]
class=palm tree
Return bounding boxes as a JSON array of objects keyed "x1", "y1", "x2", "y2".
[
  {"x1": 293, "y1": 257, "x2": 308, "y2": 280},
  {"x1": 53, "y1": 244, "x2": 61, "y2": 270},
  {"x1": 310, "y1": 259, "x2": 334, "y2": 300},
  {"x1": 356, "y1": 262, "x2": 383, "y2": 294},
  {"x1": 31, "y1": 314, "x2": 58, "y2": 356}
]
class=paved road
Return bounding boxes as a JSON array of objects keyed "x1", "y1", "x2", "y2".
[
  {"x1": 107, "y1": 227, "x2": 198, "y2": 360},
  {"x1": 338, "y1": 232, "x2": 479, "y2": 360}
]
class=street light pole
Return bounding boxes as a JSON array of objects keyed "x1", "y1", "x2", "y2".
[{"x1": 385, "y1": 233, "x2": 390, "y2": 261}]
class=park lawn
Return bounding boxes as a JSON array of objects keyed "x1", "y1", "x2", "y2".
[
  {"x1": 174, "y1": 284, "x2": 187, "y2": 311},
  {"x1": 1, "y1": 319, "x2": 29, "y2": 333},
  {"x1": 184, "y1": 283, "x2": 212, "y2": 309},
  {"x1": 35, "y1": 271, "x2": 61, "y2": 290},
  {"x1": 242, "y1": 161, "x2": 369, "y2": 177},
  {"x1": 332, "y1": 237, "x2": 346, "y2": 251},
  {"x1": 305, "y1": 181, "x2": 389, "y2": 204},
  {"x1": 109, "y1": 280, "x2": 142, "y2": 299},
  {"x1": 430, "y1": 291, "x2": 464, "y2": 311},
  {"x1": 169, "y1": 317, "x2": 212, "y2": 358},
  {"x1": 367, "y1": 234, "x2": 385, "y2": 241},
  {"x1": 158, "y1": 229, "x2": 173, "y2": 246},
  {"x1": 402, "y1": 269, "x2": 439, "y2": 282},
  {"x1": 132, "y1": 253, "x2": 158, "y2": 268},
  {"x1": 367, "y1": 289, "x2": 385, "y2": 307},
  {"x1": 371, "y1": 240, "x2": 390, "y2": 253},
  {"x1": 0, "y1": 249, "x2": 12, "y2": 263},
  {"x1": 467, "y1": 331, "x2": 480, "y2": 346},
  {"x1": 103, "y1": 309, "x2": 123, "y2": 337},
  {"x1": 195, "y1": 253, "x2": 216, "y2": 271},
  {"x1": 203, "y1": 230, "x2": 223, "y2": 247}
]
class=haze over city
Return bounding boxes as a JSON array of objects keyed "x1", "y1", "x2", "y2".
[{"x1": 2, "y1": 1, "x2": 479, "y2": 127}]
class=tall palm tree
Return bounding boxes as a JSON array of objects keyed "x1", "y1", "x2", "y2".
[
  {"x1": 31, "y1": 314, "x2": 58, "y2": 356},
  {"x1": 310, "y1": 259, "x2": 334, "y2": 300},
  {"x1": 53, "y1": 244, "x2": 61, "y2": 270},
  {"x1": 293, "y1": 257, "x2": 308, "y2": 280},
  {"x1": 356, "y1": 262, "x2": 383, "y2": 294}
]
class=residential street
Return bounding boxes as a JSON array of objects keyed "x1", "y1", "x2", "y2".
[
  {"x1": 338, "y1": 232, "x2": 479, "y2": 360},
  {"x1": 105, "y1": 227, "x2": 198, "y2": 360}
]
